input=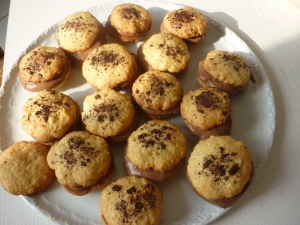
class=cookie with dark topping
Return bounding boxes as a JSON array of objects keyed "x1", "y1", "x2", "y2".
[
  {"x1": 100, "y1": 176, "x2": 163, "y2": 225},
  {"x1": 124, "y1": 119, "x2": 187, "y2": 182},
  {"x1": 197, "y1": 50, "x2": 253, "y2": 95},
  {"x1": 106, "y1": 3, "x2": 152, "y2": 42},
  {"x1": 18, "y1": 46, "x2": 71, "y2": 92},
  {"x1": 82, "y1": 43, "x2": 138, "y2": 90},
  {"x1": 160, "y1": 6, "x2": 208, "y2": 45},
  {"x1": 21, "y1": 89, "x2": 81, "y2": 145},
  {"x1": 132, "y1": 71, "x2": 183, "y2": 119},
  {"x1": 180, "y1": 87, "x2": 232, "y2": 139},
  {"x1": 82, "y1": 89, "x2": 138, "y2": 142},
  {"x1": 57, "y1": 12, "x2": 107, "y2": 67},
  {"x1": 136, "y1": 33, "x2": 190, "y2": 76},
  {"x1": 186, "y1": 135, "x2": 253, "y2": 208},
  {"x1": 47, "y1": 131, "x2": 115, "y2": 196}
]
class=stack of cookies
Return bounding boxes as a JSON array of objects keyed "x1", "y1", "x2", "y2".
[{"x1": 0, "y1": 3, "x2": 257, "y2": 224}]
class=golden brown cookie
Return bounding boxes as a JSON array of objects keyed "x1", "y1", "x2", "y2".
[
  {"x1": 82, "y1": 43, "x2": 138, "y2": 90},
  {"x1": 180, "y1": 87, "x2": 232, "y2": 139},
  {"x1": 47, "y1": 131, "x2": 114, "y2": 196},
  {"x1": 136, "y1": 33, "x2": 190, "y2": 75},
  {"x1": 186, "y1": 135, "x2": 253, "y2": 208},
  {"x1": 106, "y1": 3, "x2": 152, "y2": 42},
  {"x1": 82, "y1": 89, "x2": 138, "y2": 142},
  {"x1": 197, "y1": 50, "x2": 252, "y2": 95},
  {"x1": 132, "y1": 71, "x2": 183, "y2": 119},
  {"x1": 124, "y1": 119, "x2": 187, "y2": 182},
  {"x1": 18, "y1": 46, "x2": 71, "y2": 92},
  {"x1": 0, "y1": 141, "x2": 54, "y2": 195},
  {"x1": 100, "y1": 176, "x2": 163, "y2": 225},
  {"x1": 21, "y1": 89, "x2": 81, "y2": 145},
  {"x1": 57, "y1": 12, "x2": 107, "y2": 67},
  {"x1": 160, "y1": 6, "x2": 208, "y2": 45}
]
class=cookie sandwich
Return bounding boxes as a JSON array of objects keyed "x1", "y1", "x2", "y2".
[
  {"x1": 100, "y1": 176, "x2": 163, "y2": 225},
  {"x1": 47, "y1": 131, "x2": 115, "y2": 196},
  {"x1": 19, "y1": 46, "x2": 71, "y2": 92},
  {"x1": 180, "y1": 87, "x2": 232, "y2": 139},
  {"x1": 124, "y1": 119, "x2": 187, "y2": 182},
  {"x1": 160, "y1": 6, "x2": 208, "y2": 45},
  {"x1": 136, "y1": 33, "x2": 190, "y2": 75},
  {"x1": 82, "y1": 88, "x2": 138, "y2": 142},
  {"x1": 21, "y1": 89, "x2": 81, "y2": 145},
  {"x1": 186, "y1": 135, "x2": 253, "y2": 208},
  {"x1": 132, "y1": 71, "x2": 183, "y2": 119},
  {"x1": 197, "y1": 50, "x2": 252, "y2": 95},
  {"x1": 106, "y1": 3, "x2": 152, "y2": 42},
  {"x1": 57, "y1": 12, "x2": 107, "y2": 67},
  {"x1": 82, "y1": 43, "x2": 138, "y2": 90}
]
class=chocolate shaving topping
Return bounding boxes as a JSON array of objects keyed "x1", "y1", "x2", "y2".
[
  {"x1": 195, "y1": 90, "x2": 221, "y2": 110},
  {"x1": 136, "y1": 124, "x2": 175, "y2": 150},
  {"x1": 126, "y1": 187, "x2": 137, "y2": 194},
  {"x1": 59, "y1": 136, "x2": 97, "y2": 168},
  {"x1": 169, "y1": 9, "x2": 195, "y2": 29},
  {"x1": 23, "y1": 51, "x2": 58, "y2": 76},
  {"x1": 112, "y1": 184, "x2": 122, "y2": 192},
  {"x1": 93, "y1": 102, "x2": 119, "y2": 124},
  {"x1": 135, "y1": 202, "x2": 143, "y2": 211},
  {"x1": 90, "y1": 50, "x2": 125, "y2": 68},
  {"x1": 121, "y1": 7, "x2": 141, "y2": 19},
  {"x1": 203, "y1": 159, "x2": 212, "y2": 169},
  {"x1": 60, "y1": 16, "x2": 97, "y2": 32},
  {"x1": 229, "y1": 164, "x2": 239, "y2": 175},
  {"x1": 199, "y1": 146, "x2": 240, "y2": 184},
  {"x1": 113, "y1": 183, "x2": 158, "y2": 221}
]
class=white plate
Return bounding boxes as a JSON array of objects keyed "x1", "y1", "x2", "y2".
[{"x1": 0, "y1": 0, "x2": 275, "y2": 224}]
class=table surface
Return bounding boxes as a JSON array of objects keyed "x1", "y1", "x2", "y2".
[{"x1": 1, "y1": 0, "x2": 300, "y2": 224}]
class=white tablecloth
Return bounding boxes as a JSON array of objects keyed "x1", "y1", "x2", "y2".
[{"x1": 1, "y1": 0, "x2": 300, "y2": 224}]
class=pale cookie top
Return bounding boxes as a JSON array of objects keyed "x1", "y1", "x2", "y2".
[
  {"x1": 162, "y1": 6, "x2": 208, "y2": 39},
  {"x1": 82, "y1": 89, "x2": 136, "y2": 138},
  {"x1": 126, "y1": 119, "x2": 187, "y2": 173},
  {"x1": 142, "y1": 33, "x2": 190, "y2": 73},
  {"x1": 82, "y1": 43, "x2": 137, "y2": 90},
  {"x1": 57, "y1": 12, "x2": 105, "y2": 52},
  {"x1": 21, "y1": 89, "x2": 77, "y2": 144},
  {"x1": 204, "y1": 50, "x2": 251, "y2": 86},
  {"x1": 47, "y1": 131, "x2": 111, "y2": 189},
  {"x1": 187, "y1": 135, "x2": 253, "y2": 200},
  {"x1": 180, "y1": 87, "x2": 231, "y2": 130},
  {"x1": 132, "y1": 71, "x2": 183, "y2": 110},
  {"x1": 109, "y1": 3, "x2": 152, "y2": 35},
  {"x1": 100, "y1": 176, "x2": 163, "y2": 225},
  {"x1": 19, "y1": 46, "x2": 69, "y2": 82},
  {"x1": 0, "y1": 141, "x2": 54, "y2": 195}
]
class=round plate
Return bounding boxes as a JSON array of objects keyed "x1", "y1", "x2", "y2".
[{"x1": 0, "y1": 0, "x2": 275, "y2": 224}]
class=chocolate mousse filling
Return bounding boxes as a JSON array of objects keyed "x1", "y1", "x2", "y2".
[
  {"x1": 106, "y1": 112, "x2": 139, "y2": 143},
  {"x1": 183, "y1": 115, "x2": 232, "y2": 140},
  {"x1": 197, "y1": 59, "x2": 248, "y2": 95},
  {"x1": 19, "y1": 63, "x2": 71, "y2": 92},
  {"x1": 123, "y1": 144, "x2": 185, "y2": 183},
  {"x1": 160, "y1": 23, "x2": 205, "y2": 45},
  {"x1": 132, "y1": 96, "x2": 180, "y2": 119},
  {"x1": 60, "y1": 35, "x2": 107, "y2": 68},
  {"x1": 64, "y1": 154, "x2": 116, "y2": 196}
]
